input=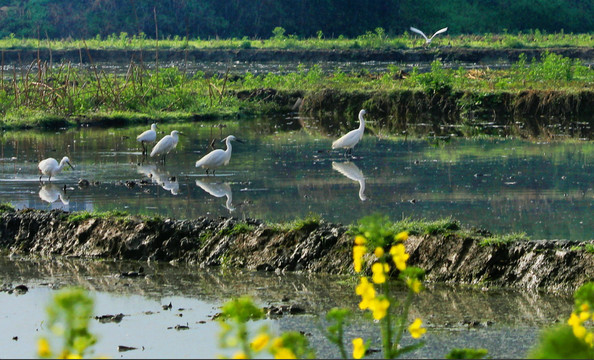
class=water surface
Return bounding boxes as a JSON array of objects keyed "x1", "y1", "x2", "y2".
[{"x1": 0, "y1": 117, "x2": 591, "y2": 240}]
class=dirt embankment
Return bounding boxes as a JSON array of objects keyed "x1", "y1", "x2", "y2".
[
  {"x1": 3, "y1": 47, "x2": 593, "y2": 64},
  {"x1": 1, "y1": 209, "x2": 592, "y2": 293}
]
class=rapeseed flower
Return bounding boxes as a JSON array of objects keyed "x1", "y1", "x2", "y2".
[
  {"x1": 353, "y1": 245, "x2": 367, "y2": 273},
  {"x1": 369, "y1": 297, "x2": 390, "y2": 320},
  {"x1": 37, "y1": 338, "x2": 51, "y2": 358},
  {"x1": 274, "y1": 348, "x2": 297, "y2": 359},
  {"x1": 250, "y1": 333, "x2": 270, "y2": 352},
  {"x1": 371, "y1": 262, "x2": 390, "y2": 284},
  {"x1": 568, "y1": 312, "x2": 582, "y2": 327},
  {"x1": 231, "y1": 351, "x2": 248, "y2": 359},
  {"x1": 573, "y1": 324, "x2": 587, "y2": 339},
  {"x1": 355, "y1": 235, "x2": 367, "y2": 245},
  {"x1": 374, "y1": 246, "x2": 384, "y2": 258},
  {"x1": 408, "y1": 318, "x2": 426, "y2": 339},
  {"x1": 406, "y1": 278, "x2": 422, "y2": 293},
  {"x1": 356, "y1": 277, "x2": 376, "y2": 310},
  {"x1": 390, "y1": 243, "x2": 409, "y2": 271},
  {"x1": 352, "y1": 338, "x2": 366, "y2": 359},
  {"x1": 395, "y1": 231, "x2": 409, "y2": 242}
]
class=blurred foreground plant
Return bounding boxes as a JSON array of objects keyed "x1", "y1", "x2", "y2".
[
  {"x1": 38, "y1": 287, "x2": 97, "y2": 359},
  {"x1": 529, "y1": 282, "x2": 594, "y2": 359}
]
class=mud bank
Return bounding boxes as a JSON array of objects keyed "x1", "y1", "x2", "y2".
[
  {"x1": 1, "y1": 47, "x2": 593, "y2": 65},
  {"x1": 1, "y1": 209, "x2": 592, "y2": 293},
  {"x1": 297, "y1": 88, "x2": 594, "y2": 138}
]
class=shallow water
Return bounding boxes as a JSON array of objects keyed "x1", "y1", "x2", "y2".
[
  {"x1": 0, "y1": 117, "x2": 592, "y2": 240},
  {"x1": 0, "y1": 257, "x2": 574, "y2": 359}
]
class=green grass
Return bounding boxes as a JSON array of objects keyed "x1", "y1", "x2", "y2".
[
  {"x1": 0, "y1": 30, "x2": 593, "y2": 51},
  {"x1": 479, "y1": 232, "x2": 529, "y2": 247},
  {"x1": 67, "y1": 210, "x2": 130, "y2": 223},
  {"x1": 218, "y1": 223, "x2": 255, "y2": 237},
  {"x1": 0, "y1": 203, "x2": 15, "y2": 214},
  {"x1": 270, "y1": 213, "x2": 321, "y2": 232}
]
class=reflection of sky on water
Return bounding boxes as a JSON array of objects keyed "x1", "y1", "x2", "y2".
[{"x1": 0, "y1": 120, "x2": 591, "y2": 240}]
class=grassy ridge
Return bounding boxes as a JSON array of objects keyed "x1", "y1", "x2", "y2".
[{"x1": 0, "y1": 30, "x2": 593, "y2": 50}]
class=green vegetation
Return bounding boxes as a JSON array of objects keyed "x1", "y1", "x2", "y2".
[
  {"x1": 270, "y1": 213, "x2": 322, "y2": 232},
  {"x1": 67, "y1": 209, "x2": 130, "y2": 223},
  {"x1": 479, "y1": 232, "x2": 530, "y2": 247},
  {"x1": 445, "y1": 348, "x2": 489, "y2": 359},
  {"x1": 351, "y1": 215, "x2": 462, "y2": 238},
  {"x1": 218, "y1": 223, "x2": 255, "y2": 237},
  {"x1": 0, "y1": 49, "x2": 591, "y2": 131},
  {"x1": 0, "y1": 202, "x2": 16, "y2": 214}
]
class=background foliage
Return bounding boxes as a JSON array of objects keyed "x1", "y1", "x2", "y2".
[{"x1": 0, "y1": 0, "x2": 591, "y2": 40}]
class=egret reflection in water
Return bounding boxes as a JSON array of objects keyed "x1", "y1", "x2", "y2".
[
  {"x1": 195, "y1": 179, "x2": 235, "y2": 212},
  {"x1": 332, "y1": 161, "x2": 367, "y2": 201},
  {"x1": 39, "y1": 184, "x2": 69, "y2": 208},
  {"x1": 137, "y1": 164, "x2": 179, "y2": 195}
]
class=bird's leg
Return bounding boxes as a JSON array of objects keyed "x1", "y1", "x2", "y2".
[
  {"x1": 141, "y1": 142, "x2": 146, "y2": 155},
  {"x1": 39, "y1": 174, "x2": 43, "y2": 183}
]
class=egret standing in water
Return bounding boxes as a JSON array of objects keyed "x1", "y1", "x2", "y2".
[
  {"x1": 409, "y1": 26, "x2": 448, "y2": 46},
  {"x1": 332, "y1": 109, "x2": 367, "y2": 157},
  {"x1": 137, "y1": 123, "x2": 158, "y2": 155},
  {"x1": 150, "y1": 130, "x2": 180, "y2": 163},
  {"x1": 195, "y1": 135, "x2": 243, "y2": 175},
  {"x1": 38, "y1": 156, "x2": 75, "y2": 183}
]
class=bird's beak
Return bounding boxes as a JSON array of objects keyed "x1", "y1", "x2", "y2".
[
  {"x1": 67, "y1": 162, "x2": 75, "y2": 170},
  {"x1": 236, "y1": 138, "x2": 245, "y2": 143},
  {"x1": 178, "y1": 132, "x2": 185, "y2": 136}
]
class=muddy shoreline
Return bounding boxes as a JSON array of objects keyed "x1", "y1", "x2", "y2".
[
  {"x1": 2, "y1": 47, "x2": 594, "y2": 64},
  {"x1": 1, "y1": 209, "x2": 592, "y2": 293}
]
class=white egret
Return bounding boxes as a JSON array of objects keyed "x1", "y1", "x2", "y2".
[
  {"x1": 150, "y1": 130, "x2": 180, "y2": 162},
  {"x1": 332, "y1": 109, "x2": 367, "y2": 157},
  {"x1": 195, "y1": 135, "x2": 243, "y2": 175},
  {"x1": 195, "y1": 180, "x2": 234, "y2": 212},
  {"x1": 38, "y1": 156, "x2": 74, "y2": 183},
  {"x1": 409, "y1": 26, "x2": 448, "y2": 45},
  {"x1": 137, "y1": 123, "x2": 158, "y2": 155},
  {"x1": 332, "y1": 161, "x2": 367, "y2": 201}
]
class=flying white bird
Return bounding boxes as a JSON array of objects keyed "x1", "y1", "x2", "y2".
[
  {"x1": 137, "y1": 123, "x2": 158, "y2": 155},
  {"x1": 332, "y1": 109, "x2": 367, "y2": 157},
  {"x1": 150, "y1": 130, "x2": 181, "y2": 162},
  {"x1": 195, "y1": 135, "x2": 243, "y2": 175},
  {"x1": 332, "y1": 161, "x2": 367, "y2": 201},
  {"x1": 38, "y1": 156, "x2": 74, "y2": 183},
  {"x1": 410, "y1": 26, "x2": 448, "y2": 45}
]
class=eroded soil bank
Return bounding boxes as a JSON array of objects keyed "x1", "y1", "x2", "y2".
[{"x1": 1, "y1": 209, "x2": 592, "y2": 293}]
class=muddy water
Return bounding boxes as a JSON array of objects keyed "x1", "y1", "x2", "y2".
[
  {"x1": 0, "y1": 257, "x2": 573, "y2": 359},
  {"x1": 0, "y1": 117, "x2": 591, "y2": 241}
]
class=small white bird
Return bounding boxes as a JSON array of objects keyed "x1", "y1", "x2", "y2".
[
  {"x1": 410, "y1": 26, "x2": 448, "y2": 45},
  {"x1": 332, "y1": 161, "x2": 367, "y2": 201},
  {"x1": 332, "y1": 109, "x2": 367, "y2": 157},
  {"x1": 195, "y1": 135, "x2": 243, "y2": 175},
  {"x1": 38, "y1": 156, "x2": 74, "y2": 183},
  {"x1": 150, "y1": 130, "x2": 180, "y2": 162},
  {"x1": 137, "y1": 123, "x2": 158, "y2": 155}
]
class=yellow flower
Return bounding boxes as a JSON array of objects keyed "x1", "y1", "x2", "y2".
[
  {"x1": 371, "y1": 262, "x2": 390, "y2": 284},
  {"x1": 585, "y1": 332, "x2": 594, "y2": 347},
  {"x1": 355, "y1": 235, "x2": 367, "y2": 245},
  {"x1": 395, "y1": 231, "x2": 409, "y2": 242},
  {"x1": 274, "y1": 348, "x2": 297, "y2": 359},
  {"x1": 579, "y1": 311, "x2": 591, "y2": 321},
  {"x1": 406, "y1": 278, "x2": 422, "y2": 293},
  {"x1": 369, "y1": 297, "x2": 390, "y2": 320},
  {"x1": 568, "y1": 312, "x2": 582, "y2": 327},
  {"x1": 573, "y1": 325, "x2": 587, "y2": 339},
  {"x1": 271, "y1": 337, "x2": 284, "y2": 351},
  {"x1": 356, "y1": 277, "x2": 376, "y2": 310},
  {"x1": 37, "y1": 338, "x2": 51, "y2": 358},
  {"x1": 65, "y1": 354, "x2": 82, "y2": 359},
  {"x1": 374, "y1": 247, "x2": 384, "y2": 258},
  {"x1": 353, "y1": 245, "x2": 367, "y2": 273},
  {"x1": 408, "y1": 318, "x2": 427, "y2": 339},
  {"x1": 352, "y1": 338, "x2": 366, "y2": 359},
  {"x1": 580, "y1": 303, "x2": 590, "y2": 312},
  {"x1": 231, "y1": 351, "x2": 248, "y2": 359},
  {"x1": 250, "y1": 333, "x2": 270, "y2": 352},
  {"x1": 390, "y1": 243, "x2": 409, "y2": 271}
]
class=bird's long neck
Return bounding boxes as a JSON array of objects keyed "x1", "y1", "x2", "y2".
[
  {"x1": 58, "y1": 160, "x2": 67, "y2": 170},
  {"x1": 358, "y1": 112, "x2": 365, "y2": 130},
  {"x1": 151, "y1": 124, "x2": 157, "y2": 131},
  {"x1": 225, "y1": 138, "x2": 233, "y2": 153}
]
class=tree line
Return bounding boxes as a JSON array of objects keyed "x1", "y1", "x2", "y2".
[{"x1": 0, "y1": 0, "x2": 591, "y2": 40}]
